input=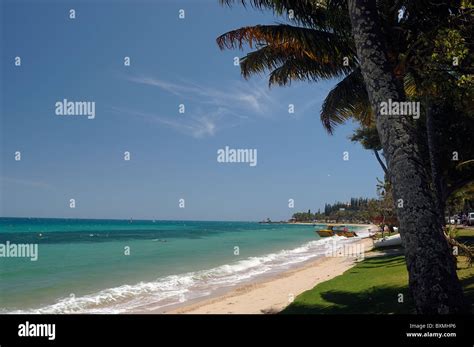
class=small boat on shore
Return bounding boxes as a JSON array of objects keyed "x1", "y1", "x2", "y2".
[
  {"x1": 374, "y1": 234, "x2": 402, "y2": 248},
  {"x1": 316, "y1": 225, "x2": 357, "y2": 238}
]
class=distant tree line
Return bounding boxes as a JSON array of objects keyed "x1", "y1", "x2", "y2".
[
  {"x1": 324, "y1": 197, "x2": 370, "y2": 215},
  {"x1": 291, "y1": 197, "x2": 377, "y2": 223}
]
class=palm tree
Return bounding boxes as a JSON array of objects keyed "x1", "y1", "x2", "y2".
[
  {"x1": 346, "y1": 0, "x2": 466, "y2": 313},
  {"x1": 216, "y1": 0, "x2": 471, "y2": 163},
  {"x1": 217, "y1": 0, "x2": 470, "y2": 312},
  {"x1": 216, "y1": 1, "x2": 400, "y2": 177},
  {"x1": 216, "y1": 1, "x2": 389, "y2": 173},
  {"x1": 217, "y1": 2, "x2": 367, "y2": 131}
]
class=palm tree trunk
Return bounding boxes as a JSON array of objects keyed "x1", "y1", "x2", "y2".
[
  {"x1": 347, "y1": 0, "x2": 466, "y2": 313},
  {"x1": 426, "y1": 102, "x2": 446, "y2": 227}
]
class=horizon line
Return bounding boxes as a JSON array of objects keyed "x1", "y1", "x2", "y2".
[{"x1": 0, "y1": 216, "x2": 291, "y2": 223}]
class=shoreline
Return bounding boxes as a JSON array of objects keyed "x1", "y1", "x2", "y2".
[
  {"x1": 2, "y1": 222, "x2": 377, "y2": 314},
  {"x1": 150, "y1": 235, "x2": 375, "y2": 314},
  {"x1": 292, "y1": 222, "x2": 377, "y2": 228}
]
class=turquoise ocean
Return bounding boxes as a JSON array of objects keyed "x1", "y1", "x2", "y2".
[{"x1": 0, "y1": 218, "x2": 366, "y2": 313}]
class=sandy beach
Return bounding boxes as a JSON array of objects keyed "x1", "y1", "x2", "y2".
[{"x1": 162, "y1": 236, "x2": 375, "y2": 314}]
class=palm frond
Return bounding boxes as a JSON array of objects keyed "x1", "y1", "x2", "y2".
[
  {"x1": 266, "y1": 54, "x2": 351, "y2": 85},
  {"x1": 239, "y1": 42, "x2": 353, "y2": 84},
  {"x1": 218, "y1": 0, "x2": 350, "y2": 30},
  {"x1": 217, "y1": 24, "x2": 354, "y2": 57},
  {"x1": 320, "y1": 68, "x2": 373, "y2": 134}
]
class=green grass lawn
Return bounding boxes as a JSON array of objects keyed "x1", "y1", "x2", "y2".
[{"x1": 282, "y1": 248, "x2": 474, "y2": 314}]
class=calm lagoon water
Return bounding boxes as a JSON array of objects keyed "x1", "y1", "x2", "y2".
[{"x1": 0, "y1": 218, "x2": 363, "y2": 313}]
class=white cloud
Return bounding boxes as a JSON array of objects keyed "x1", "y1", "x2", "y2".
[
  {"x1": 116, "y1": 75, "x2": 327, "y2": 138},
  {"x1": 111, "y1": 75, "x2": 282, "y2": 138},
  {"x1": 110, "y1": 106, "x2": 225, "y2": 139},
  {"x1": 128, "y1": 76, "x2": 277, "y2": 116}
]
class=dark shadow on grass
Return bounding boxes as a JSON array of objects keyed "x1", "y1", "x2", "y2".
[
  {"x1": 461, "y1": 274, "x2": 474, "y2": 288},
  {"x1": 355, "y1": 257, "x2": 406, "y2": 269},
  {"x1": 282, "y1": 271, "x2": 474, "y2": 314},
  {"x1": 456, "y1": 236, "x2": 474, "y2": 246},
  {"x1": 281, "y1": 285, "x2": 414, "y2": 314},
  {"x1": 457, "y1": 274, "x2": 474, "y2": 313},
  {"x1": 282, "y1": 253, "x2": 474, "y2": 314}
]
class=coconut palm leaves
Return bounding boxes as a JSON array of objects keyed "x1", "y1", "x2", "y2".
[
  {"x1": 219, "y1": 0, "x2": 351, "y2": 31},
  {"x1": 216, "y1": 18, "x2": 361, "y2": 133},
  {"x1": 215, "y1": 1, "x2": 385, "y2": 135},
  {"x1": 217, "y1": 24, "x2": 355, "y2": 87},
  {"x1": 320, "y1": 68, "x2": 372, "y2": 133}
]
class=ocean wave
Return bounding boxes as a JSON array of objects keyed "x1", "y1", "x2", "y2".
[{"x1": 5, "y1": 235, "x2": 362, "y2": 314}]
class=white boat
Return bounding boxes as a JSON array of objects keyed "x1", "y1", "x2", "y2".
[{"x1": 374, "y1": 234, "x2": 402, "y2": 248}]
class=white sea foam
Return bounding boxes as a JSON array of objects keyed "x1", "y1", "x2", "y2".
[{"x1": 7, "y1": 235, "x2": 363, "y2": 314}]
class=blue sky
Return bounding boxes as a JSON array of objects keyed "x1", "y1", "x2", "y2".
[{"x1": 1, "y1": 0, "x2": 383, "y2": 221}]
